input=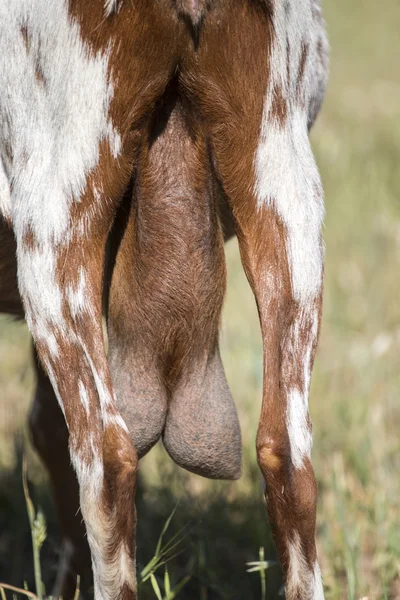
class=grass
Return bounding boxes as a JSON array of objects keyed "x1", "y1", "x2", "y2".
[{"x1": 1, "y1": 0, "x2": 400, "y2": 597}]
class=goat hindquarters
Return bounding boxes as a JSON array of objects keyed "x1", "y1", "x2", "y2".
[{"x1": 107, "y1": 102, "x2": 241, "y2": 480}]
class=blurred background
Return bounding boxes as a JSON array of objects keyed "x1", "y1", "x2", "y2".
[{"x1": 1, "y1": 0, "x2": 399, "y2": 598}]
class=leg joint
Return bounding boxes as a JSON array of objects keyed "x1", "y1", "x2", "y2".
[{"x1": 256, "y1": 436, "x2": 290, "y2": 475}]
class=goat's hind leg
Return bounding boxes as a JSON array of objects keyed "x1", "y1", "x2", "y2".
[
  {"x1": 0, "y1": 1, "x2": 187, "y2": 596},
  {"x1": 13, "y1": 161, "x2": 138, "y2": 599},
  {"x1": 0, "y1": 220, "x2": 90, "y2": 597},
  {"x1": 29, "y1": 347, "x2": 92, "y2": 599},
  {"x1": 195, "y1": 0, "x2": 326, "y2": 595},
  {"x1": 6, "y1": 80, "x2": 140, "y2": 597}
]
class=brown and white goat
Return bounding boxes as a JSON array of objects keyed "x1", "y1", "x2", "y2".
[{"x1": 0, "y1": 0, "x2": 329, "y2": 598}]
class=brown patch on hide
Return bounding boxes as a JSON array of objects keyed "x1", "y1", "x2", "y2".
[
  {"x1": 6, "y1": 0, "x2": 326, "y2": 595},
  {"x1": 181, "y1": 0, "x2": 272, "y2": 225},
  {"x1": 35, "y1": 61, "x2": 46, "y2": 86},
  {"x1": 20, "y1": 25, "x2": 30, "y2": 52},
  {"x1": 296, "y1": 41, "x2": 309, "y2": 102},
  {"x1": 270, "y1": 83, "x2": 288, "y2": 125},
  {"x1": 22, "y1": 225, "x2": 38, "y2": 251},
  {"x1": 68, "y1": 0, "x2": 187, "y2": 143},
  {"x1": 102, "y1": 424, "x2": 138, "y2": 552},
  {"x1": 286, "y1": 38, "x2": 291, "y2": 87},
  {"x1": 248, "y1": 209, "x2": 322, "y2": 584}
]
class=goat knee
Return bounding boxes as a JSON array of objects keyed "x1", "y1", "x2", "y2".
[
  {"x1": 257, "y1": 438, "x2": 289, "y2": 479},
  {"x1": 257, "y1": 437, "x2": 317, "y2": 521}
]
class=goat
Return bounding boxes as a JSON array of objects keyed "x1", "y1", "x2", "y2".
[{"x1": 0, "y1": 1, "x2": 329, "y2": 598}]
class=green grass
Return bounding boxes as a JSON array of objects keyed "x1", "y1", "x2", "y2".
[{"x1": 1, "y1": 0, "x2": 400, "y2": 597}]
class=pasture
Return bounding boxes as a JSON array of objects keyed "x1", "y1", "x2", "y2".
[{"x1": 0, "y1": 0, "x2": 399, "y2": 597}]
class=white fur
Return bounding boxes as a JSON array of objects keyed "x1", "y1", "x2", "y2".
[
  {"x1": 312, "y1": 563, "x2": 325, "y2": 600},
  {"x1": 72, "y1": 448, "x2": 136, "y2": 599},
  {"x1": 0, "y1": 0, "x2": 118, "y2": 358},
  {"x1": 43, "y1": 359, "x2": 66, "y2": 421},
  {"x1": 0, "y1": 156, "x2": 11, "y2": 220},
  {"x1": 104, "y1": 0, "x2": 119, "y2": 17},
  {"x1": 308, "y1": 0, "x2": 330, "y2": 128},
  {"x1": 287, "y1": 532, "x2": 324, "y2": 599},
  {"x1": 20, "y1": 245, "x2": 66, "y2": 355},
  {"x1": 66, "y1": 268, "x2": 89, "y2": 319},
  {"x1": 107, "y1": 121, "x2": 122, "y2": 159},
  {"x1": 78, "y1": 379, "x2": 90, "y2": 415},
  {"x1": 254, "y1": 0, "x2": 325, "y2": 305},
  {"x1": 287, "y1": 388, "x2": 313, "y2": 469},
  {"x1": 286, "y1": 307, "x2": 319, "y2": 468},
  {"x1": 255, "y1": 0, "x2": 326, "y2": 469},
  {"x1": 0, "y1": 0, "x2": 115, "y2": 241},
  {"x1": 105, "y1": 412, "x2": 130, "y2": 433},
  {"x1": 81, "y1": 340, "x2": 130, "y2": 433}
]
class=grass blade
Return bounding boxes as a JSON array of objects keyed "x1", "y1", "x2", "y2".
[
  {"x1": 73, "y1": 575, "x2": 81, "y2": 600},
  {"x1": 0, "y1": 583, "x2": 38, "y2": 599},
  {"x1": 22, "y1": 457, "x2": 45, "y2": 600},
  {"x1": 167, "y1": 575, "x2": 191, "y2": 599},
  {"x1": 150, "y1": 574, "x2": 163, "y2": 600},
  {"x1": 164, "y1": 566, "x2": 171, "y2": 599},
  {"x1": 155, "y1": 503, "x2": 179, "y2": 557}
]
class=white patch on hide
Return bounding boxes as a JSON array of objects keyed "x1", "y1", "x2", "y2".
[
  {"x1": 107, "y1": 122, "x2": 122, "y2": 158},
  {"x1": 81, "y1": 340, "x2": 130, "y2": 434},
  {"x1": 254, "y1": 0, "x2": 326, "y2": 305},
  {"x1": 78, "y1": 379, "x2": 90, "y2": 415},
  {"x1": 72, "y1": 444, "x2": 137, "y2": 599},
  {"x1": 43, "y1": 359, "x2": 66, "y2": 421},
  {"x1": 20, "y1": 245, "x2": 66, "y2": 354},
  {"x1": 286, "y1": 532, "x2": 325, "y2": 599},
  {"x1": 66, "y1": 268, "x2": 89, "y2": 319},
  {"x1": 0, "y1": 0, "x2": 117, "y2": 243},
  {"x1": 104, "y1": 0, "x2": 119, "y2": 17},
  {"x1": 286, "y1": 307, "x2": 319, "y2": 468},
  {"x1": 312, "y1": 562, "x2": 325, "y2": 600},
  {"x1": 287, "y1": 388, "x2": 313, "y2": 469},
  {"x1": 0, "y1": 156, "x2": 11, "y2": 220},
  {"x1": 105, "y1": 412, "x2": 130, "y2": 434}
]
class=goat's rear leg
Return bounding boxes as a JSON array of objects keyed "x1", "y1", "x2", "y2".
[
  {"x1": 195, "y1": 2, "x2": 326, "y2": 594},
  {"x1": 29, "y1": 346, "x2": 92, "y2": 599},
  {"x1": 221, "y1": 170, "x2": 324, "y2": 598},
  {"x1": 13, "y1": 155, "x2": 139, "y2": 599},
  {"x1": 215, "y1": 139, "x2": 324, "y2": 598}
]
